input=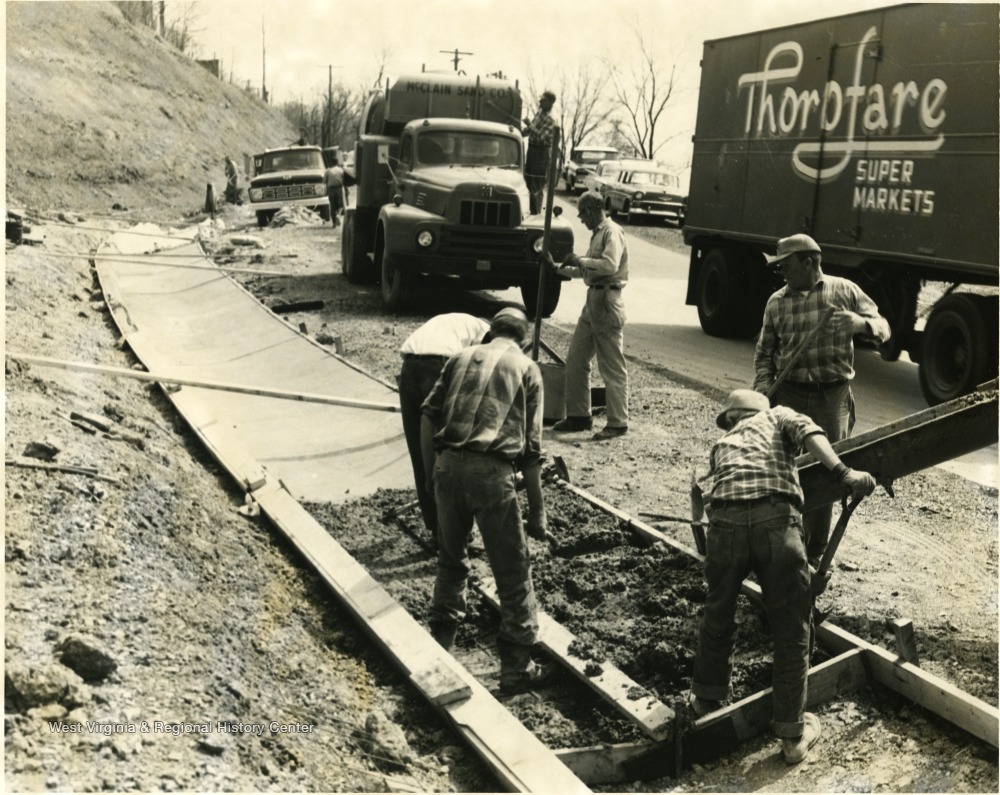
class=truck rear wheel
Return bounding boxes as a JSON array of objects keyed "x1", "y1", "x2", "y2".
[
  {"x1": 919, "y1": 294, "x2": 999, "y2": 405},
  {"x1": 521, "y1": 280, "x2": 561, "y2": 319},
  {"x1": 697, "y1": 249, "x2": 757, "y2": 337},
  {"x1": 380, "y1": 249, "x2": 412, "y2": 310},
  {"x1": 341, "y1": 212, "x2": 375, "y2": 284}
]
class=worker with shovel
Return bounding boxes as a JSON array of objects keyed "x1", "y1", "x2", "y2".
[
  {"x1": 688, "y1": 389, "x2": 876, "y2": 765},
  {"x1": 420, "y1": 307, "x2": 555, "y2": 695},
  {"x1": 752, "y1": 233, "x2": 890, "y2": 570}
]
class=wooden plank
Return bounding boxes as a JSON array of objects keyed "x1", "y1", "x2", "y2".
[
  {"x1": 622, "y1": 649, "x2": 868, "y2": 780},
  {"x1": 475, "y1": 578, "x2": 674, "y2": 740},
  {"x1": 554, "y1": 742, "x2": 653, "y2": 786},
  {"x1": 818, "y1": 621, "x2": 999, "y2": 748},
  {"x1": 253, "y1": 482, "x2": 590, "y2": 794},
  {"x1": 8, "y1": 352, "x2": 400, "y2": 413},
  {"x1": 892, "y1": 619, "x2": 920, "y2": 666}
]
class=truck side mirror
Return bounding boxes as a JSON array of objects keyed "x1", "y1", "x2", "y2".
[{"x1": 377, "y1": 145, "x2": 389, "y2": 165}]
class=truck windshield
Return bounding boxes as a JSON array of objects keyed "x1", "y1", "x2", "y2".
[
  {"x1": 417, "y1": 133, "x2": 521, "y2": 168},
  {"x1": 256, "y1": 150, "x2": 324, "y2": 174}
]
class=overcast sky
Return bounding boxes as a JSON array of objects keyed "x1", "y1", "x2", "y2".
[{"x1": 186, "y1": 0, "x2": 907, "y2": 170}]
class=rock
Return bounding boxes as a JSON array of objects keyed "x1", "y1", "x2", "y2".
[
  {"x1": 28, "y1": 703, "x2": 68, "y2": 721},
  {"x1": 360, "y1": 709, "x2": 413, "y2": 769},
  {"x1": 5, "y1": 660, "x2": 85, "y2": 709},
  {"x1": 55, "y1": 634, "x2": 118, "y2": 682},
  {"x1": 22, "y1": 438, "x2": 61, "y2": 461}
]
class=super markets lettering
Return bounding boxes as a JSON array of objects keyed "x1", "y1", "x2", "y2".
[{"x1": 737, "y1": 25, "x2": 946, "y2": 216}]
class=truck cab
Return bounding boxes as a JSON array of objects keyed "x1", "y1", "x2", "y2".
[
  {"x1": 248, "y1": 145, "x2": 330, "y2": 227},
  {"x1": 341, "y1": 73, "x2": 573, "y2": 317}
]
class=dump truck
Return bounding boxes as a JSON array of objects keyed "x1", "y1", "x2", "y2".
[
  {"x1": 248, "y1": 145, "x2": 330, "y2": 227},
  {"x1": 683, "y1": 4, "x2": 998, "y2": 405},
  {"x1": 341, "y1": 73, "x2": 574, "y2": 317}
]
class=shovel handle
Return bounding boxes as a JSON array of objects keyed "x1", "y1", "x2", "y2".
[{"x1": 816, "y1": 494, "x2": 863, "y2": 578}]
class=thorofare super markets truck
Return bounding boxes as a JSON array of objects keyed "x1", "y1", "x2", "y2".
[
  {"x1": 683, "y1": 4, "x2": 998, "y2": 405},
  {"x1": 342, "y1": 73, "x2": 573, "y2": 317}
]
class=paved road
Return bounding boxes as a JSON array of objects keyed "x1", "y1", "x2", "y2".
[{"x1": 502, "y1": 196, "x2": 998, "y2": 488}]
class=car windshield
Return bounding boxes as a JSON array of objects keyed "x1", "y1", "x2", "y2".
[
  {"x1": 631, "y1": 171, "x2": 679, "y2": 188},
  {"x1": 417, "y1": 132, "x2": 521, "y2": 168},
  {"x1": 576, "y1": 150, "x2": 618, "y2": 164},
  {"x1": 256, "y1": 150, "x2": 324, "y2": 174}
]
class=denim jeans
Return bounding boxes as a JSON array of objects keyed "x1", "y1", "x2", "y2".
[
  {"x1": 565, "y1": 288, "x2": 629, "y2": 427},
  {"x1": 774, "y1": 381, "x2": 855, "y2": 564},
  {"x1": 397, "y1": 356, "x2": 448, "y2": 533},
  {"x1": 431, "y1": 449, "x2": 539, "y2": 651},
  {"x1": 692, "y1": 498, "x2": 812, "y2": 738}
]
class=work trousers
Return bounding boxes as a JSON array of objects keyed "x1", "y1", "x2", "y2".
[
  {"x1": 327, "y1": 187, "x2": 344, "y2": 225},
  {"x1": 773, "y1": 381, "x2": 855, "y2": 564},
  {"x1": 565, "y1": 288, "x2": 629, "y2": 428},
  {"x1": 525, "y1": 145, "x2": 549, "y2": 214},
  {"x1": 692, "y1": 498, "x2": 812, "y2": 738},
  {"x1": 431, "y1": 449, "x2": 539, "y2": 656},
  {"x1": 397, "y1": 355, "x2": 449, "y2": 534}
]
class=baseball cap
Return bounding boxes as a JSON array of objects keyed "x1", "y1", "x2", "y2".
[
  {"x1": 541, "y1": 90, "x2": 556, "y2": 102},
  {"x1": 765, "y1": 233, "x2": 822, "y2": 266},
  {"x1": 716, "y1": 389, "x2": 770, "y2": 429}
]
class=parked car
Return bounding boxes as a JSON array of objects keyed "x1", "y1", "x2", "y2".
[
  {"x1": 603, "y1": 165, "x2": 686, "y2": 225},
  {"x1": 562, "y1": 145, "x2": 620, "y2": 192},
  {"x1": 584, "y1": 159, "x2": 625, "y2": 195}
]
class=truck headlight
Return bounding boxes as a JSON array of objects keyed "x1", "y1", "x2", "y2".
[
  {"x1": 249, "y1": 188, "x2": 263, "y2": 201},
  {"x1": 313, "y1": 184, "x2": 326, "y2": 197},
  {"x1": 417, "y1": 230, "x2": 435, "y2": 248},
  {"x1": 532, "y1": 237, "x2": 544, "y2": 253}
]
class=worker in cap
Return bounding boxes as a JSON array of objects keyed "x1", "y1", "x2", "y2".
[
  {"x1": 397, "y1": 314, "x2": 493, "y2": 543},
  {"x1": 522, "y1": 91, "x2": 557, "y2": 213},
  {"x1": 547, "y1": 189, "x2": 630, "y2": 440},
  {"x1": 753, "y1": 233, "x2": 890, "y2": 569},
  {"x1": 420, "y1": 304, "x2": 556, "y2": 694},
  {"x1": 689, "y1": 389, "x2": 876, "y2": 763}
]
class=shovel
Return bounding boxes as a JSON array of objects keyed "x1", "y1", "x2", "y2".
[{"x1": 812, "y1": 493, "x2": 864, "y2": 625}]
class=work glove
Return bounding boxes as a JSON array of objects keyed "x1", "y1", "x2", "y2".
[
  {"x1": 526, "y1": 506, "x2": 548, "y2": 541},
  {"x1": 840, "y1": 468, "x2": 877, "y2": 500},
  {"x1": 809, "y1": 564, "x2": 832, "y2": 597}
]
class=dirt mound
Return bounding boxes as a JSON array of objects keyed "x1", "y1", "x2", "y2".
[{"x1": 5, "y1": 2, "x2": 296, "y2": 218}]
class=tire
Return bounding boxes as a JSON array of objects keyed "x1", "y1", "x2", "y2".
[
  {"x1": 918, "y1": 294, "x2": 998, "y2": 405},
  {"x1": 341, "y1": 213, "x2": 375, "y2": 284},
  {"x1": 521, "y1": 279, "x2": 561, "y2": 319},
  {"x1": 256, "y1": 210, "x2": 273, "y2": 228},
  {"x1": 696, "y1": 248, "x2": 757, "y2": 338},
  {"x1": 380, "y1": 245, "x2": 412, "y2": 310}
]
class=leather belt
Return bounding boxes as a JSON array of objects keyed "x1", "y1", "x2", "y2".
[
  {"x1": 589, "y1": 284, "x2": 623, "y2": 291},
  {"x1": 783, "y1": 379, "x2": 847, "y2": 391},
  {"x1": 711, "y1": 494, "x2": 800, "y2": 511}
]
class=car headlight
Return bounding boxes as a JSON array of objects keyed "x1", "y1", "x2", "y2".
[
  {"x1": 634, "y1": 192, "x2": 644, "y2": 201},
  {"x1": 532, "y1": 236, "x2": 545, "y2": 253},
  {"x1": 417, "y1": 230, "x2": 435, "y2": 248},
  {"x1": 249, "y1": 188, "x2": 263, "y2": 201}
]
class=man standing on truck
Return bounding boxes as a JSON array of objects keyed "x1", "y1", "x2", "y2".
[
  {"x1": 397, "y1": 312, "x2": 491, "y2": 544},
  {"x1": 752, "y1": 234, "x2": 890, "y2": 568},
  {"x1": 548, "y1": 191, "x2": 630, "y2": 440},
  {"x1": 420, "y1": 307, "x2": 554, "y2": 695},
  {"x1": 689, "y1": 388, "x2": 877, "y2": 764},
  {"x1": 522, "y1": 90, "x2": 557, "y2": 214}
]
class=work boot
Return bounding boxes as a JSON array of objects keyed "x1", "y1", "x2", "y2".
[
  {"x1": 497, "y1": 637, "x2": 556, "y2": 694},
  {"x1": 593, "y1": 425, "x2": 628, "y2": 441},
  {"x1": 552, "y1": 416, "x2": 592, "y2": 432},
  {"x1": 782, "y1": 712, "x2": 822, "y2": 764},
  {"x1": 687, "y1": 691, "x2": 722, "y2": 719},
  {"x1": 429, "y1": 620, "x2": 458, "y2": 652}
]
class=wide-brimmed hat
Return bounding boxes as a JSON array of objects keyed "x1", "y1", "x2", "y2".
[
  {"x1": 716, "y1": 389, "x2": 770, "y2": 428},
  {"x1": 765, "y1": 233, "x2": 822, "y2": 266}
]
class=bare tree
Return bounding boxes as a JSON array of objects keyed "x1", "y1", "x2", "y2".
[
  {"x1": 605, "y1": 26, "x2": 681, "y2": 161},
  {"x1": 555, "y1": 64, "x2": 618, "y2": 163}
]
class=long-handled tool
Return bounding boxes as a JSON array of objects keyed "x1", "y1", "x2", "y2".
[
  {"x1": 766, "y1": 306, "x2": 836, "y2": 400},
  {"x1": 812, "y1": 493, "x2": 864, "y2": 625}
]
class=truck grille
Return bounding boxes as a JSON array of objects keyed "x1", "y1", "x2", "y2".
[
  {"x1": 438, "y1": 227, "x2": 528, "y2": 259},
  {"x1": 459, "y1": 200, "x2": 513, "y2": 227},
  {"x1": 259, "y1": 185, "x2": 317, "y2": 201}
]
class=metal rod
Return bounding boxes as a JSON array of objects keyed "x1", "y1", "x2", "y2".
[
  {"x1": 7, "y1": 353, "x2": 400, "y2": 413},
  {"x1": 531, "y1": 128, "x2": 561, "y2": 361}
]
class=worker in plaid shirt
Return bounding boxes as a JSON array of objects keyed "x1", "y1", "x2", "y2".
[
  {"x1": 689, "y1": 389, "x2": 876, "y2": 764},
  {"x1": 522, "y1": 90, "x2": 556, "y2": 214},
  {"x1": 753, "y1": 233, "x2": 890, "y2": 568}
]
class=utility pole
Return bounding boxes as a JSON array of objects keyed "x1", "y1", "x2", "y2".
[
  {"x1": 440, "y1": 48, "x2": 473, "y2": 72},
  {"x1": 261, "y1": 13, "x2": 268, "y2": 104}
]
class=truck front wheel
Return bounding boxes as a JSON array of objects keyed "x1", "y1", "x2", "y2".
[
  {"x1": 256, "y1": 210, "x2": 274, "y2": 228},
  {"x1": 697, "y1": 249, "x2": 754, "y2": 337},
  {"x1": 380, "y1": 249, "x2": 412, "y2": 310},
  {"x1": 918, "y1": 294, "x2": 998, "y2": 405},
  {"x1": 521, "y1": 280, "x2": 561, "y2": 319}
]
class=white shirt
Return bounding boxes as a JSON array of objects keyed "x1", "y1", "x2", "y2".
[{"x1": 400, "y1": 313, "x2": 491, "y2": 357}]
